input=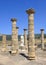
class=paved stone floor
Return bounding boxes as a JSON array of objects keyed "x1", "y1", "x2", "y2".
[{"x1": 0, "y1": 48, "x2": 46, "y2": 65}]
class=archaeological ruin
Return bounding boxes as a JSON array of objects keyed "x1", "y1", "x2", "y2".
[{"x1": 0, "y1": 8, "x2": 46, "y2": 61}]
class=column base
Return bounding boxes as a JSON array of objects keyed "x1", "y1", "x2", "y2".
[
  {"x1": 28, "y1": 52, "x2": 35, "y2": 60},
  {"x1": 11, "y1": 49, "x2": 19, "y2": 54},
  {"x1": 28, "y1": 57, "x2": 35, "y2": 60},
  {"x1": 11, "y1": 50, "x2": 17, "y2": 54}
]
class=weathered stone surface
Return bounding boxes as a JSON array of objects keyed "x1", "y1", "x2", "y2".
[
  {"x1": 24, "y1": 29, "x2": 28, "y2": 50},
  {"x1": 16, "y1": 27, "x2": 19, "y2": 52},
  {"x1": 40, "y1": 29, "x2": 44, "y2": 49},
  {"x1": 11, "y1": 18, "x2": 18, "y2": 54},
  {"x1": 2, "y1": 35, "x2": 7, "y2": 52},
  {"x1": 26, "y1": 8, "x2": 35, "y2": 60}
]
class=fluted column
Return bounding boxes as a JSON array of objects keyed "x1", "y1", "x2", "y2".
[
  {"x1": 11, "y1": 18, "x2": 17, "y2": 54},
  {"x1": 26, "y1": 8, "x2": 35, "y2": 60},
  {"x1": 24, "y1": 29, "x2": 28, "y2": 50},
  {"x1": 40, "y1": 29, "x2": 44, "y2": 50},
  {"x1": 2, "y1": 34, "x2": 6, "y2": 51},
  {"x1": 16, "y1": 27, "x2": 19, "y2": 52}
]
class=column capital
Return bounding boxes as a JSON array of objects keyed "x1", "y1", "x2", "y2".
[
  {"x1": 24, "y1": 29, "x2": 27, "y2": 31},
  {"x1": 11, "y1": 18, "x2": 17, "y2": 22},
  {"x1": 26, "y1": 8, "x2": 35, "y2": 14},
  {"x1": 16, "y1": 27, "x2": 19, "y2": 29},
  {"x1": 40, "y1": 29, "x2": 44, "y2": 31}
]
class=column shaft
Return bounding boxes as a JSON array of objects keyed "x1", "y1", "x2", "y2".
[
  {"x1": 24, "y1": 29, "x2": 28, "y2": 50},
  {"x1": 11, "y1": 18, "x2": 17, "y2": 54},
  {"x1": 2, "y1": 35, "x2": 6, "y2": 51},
  {"x1": 41, "y1": 29, "x2": 44, "y2": 49},
  {"x1": 16, "y1": 27, "x2": 19, "y2": 52},
  {"x1": 26, "y1": 9, "x2": 35, "y2": 60}
]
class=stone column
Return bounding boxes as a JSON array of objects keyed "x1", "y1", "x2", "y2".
[
  {"x1": 40, "y1": 29, "x2": 44, "y2": 50},
  {"x1": 2, "y1": 34, "x2": 6, "y2": 51},
  {"x1": 24, "y1": 29, "x2": 28, "y2": 50},
  {"x1": 16, "y1": 27, "x2": 19, "y2": 52},
  {"x1": 26, "y1": 8, "x2": 35, "y2": 60},
  {"x1": 11, "y1": 18, "x2": 17, "y2": 54}
]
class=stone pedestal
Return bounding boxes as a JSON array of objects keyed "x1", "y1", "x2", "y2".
[
  {"x1": 11, "y1": 18, "x2": 17, "y2": 54},
  {"x1": 24, "y1": 29, "x2": 28, "y2": 51},
  {"x1": 40, "y1": 29, "x2": 44, "y2": 50},
  {"x1": 26, "y1": 8, "x2": 35, "y2": 60},
  {"x1": 2, "y1": 35, "x2": 7, "y2": 52}
]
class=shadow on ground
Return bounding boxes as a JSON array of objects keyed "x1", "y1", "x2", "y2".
[{"x1": 20, "y1": 53, "x2": 28, "y2": 59}]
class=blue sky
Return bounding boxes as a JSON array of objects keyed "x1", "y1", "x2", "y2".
[{"x1": 0, "y1": 0, "x2": 46, "y2": 35}]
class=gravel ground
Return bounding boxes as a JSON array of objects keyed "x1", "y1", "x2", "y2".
[{"x1": 0, "y1": 48, "x2": 46, "y2": 65}]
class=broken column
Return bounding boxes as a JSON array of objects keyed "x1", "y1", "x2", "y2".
[
  {"x1": 2, "y1": 34, "x2": 6, "y2": 51},
  {"x1": 26, "y1": 8, "x2": 35, "y2": 60},
  {"x1": 40, "y1": 29, "x2": 44, "y2": 50},
  {"x1": 11, "y1": 18, "x2": 17, "y2": 54},
  {"x1": 24, "y1": 29, "x2": 28, "y2": 50}
]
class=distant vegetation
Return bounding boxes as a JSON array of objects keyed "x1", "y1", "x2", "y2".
[
  {"x1": 0, "y1": 36, "x2": 2, "y2": 41},
  {"x1": 35, "y1": 34, "x2": 46, "y2": 39},
  {"x1": 44, "y1": 34, "x2": 46, "y2": 38},
  {"x1": 35, "y1": 34, "x2": 41, "y2": 39},
  {"x1": 0, "y1": 34, "x2": 46, "y2": 41},
  {"x1": 6, "y1": 35, "x2": 12, "y2": 41}
]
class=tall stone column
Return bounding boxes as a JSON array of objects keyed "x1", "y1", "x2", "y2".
[
  {"x1": 26, "y1": 8, "x2": 35, "y2": 60},
  {"x1": 24, "y1": 29, "x2": 28, "y2": 50},
  {"x1": 40, "y1": 29, "x2": 44, "y2": 50},
  {"x1": 16, "y1": 27, "x2": 19, "y2": 52},
  {"x1": 11, "y1": 18, "x2": 17, "y2": 54},
  {"x1": 2, "y1": 34, "x2": 6, "y2": 51}
]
